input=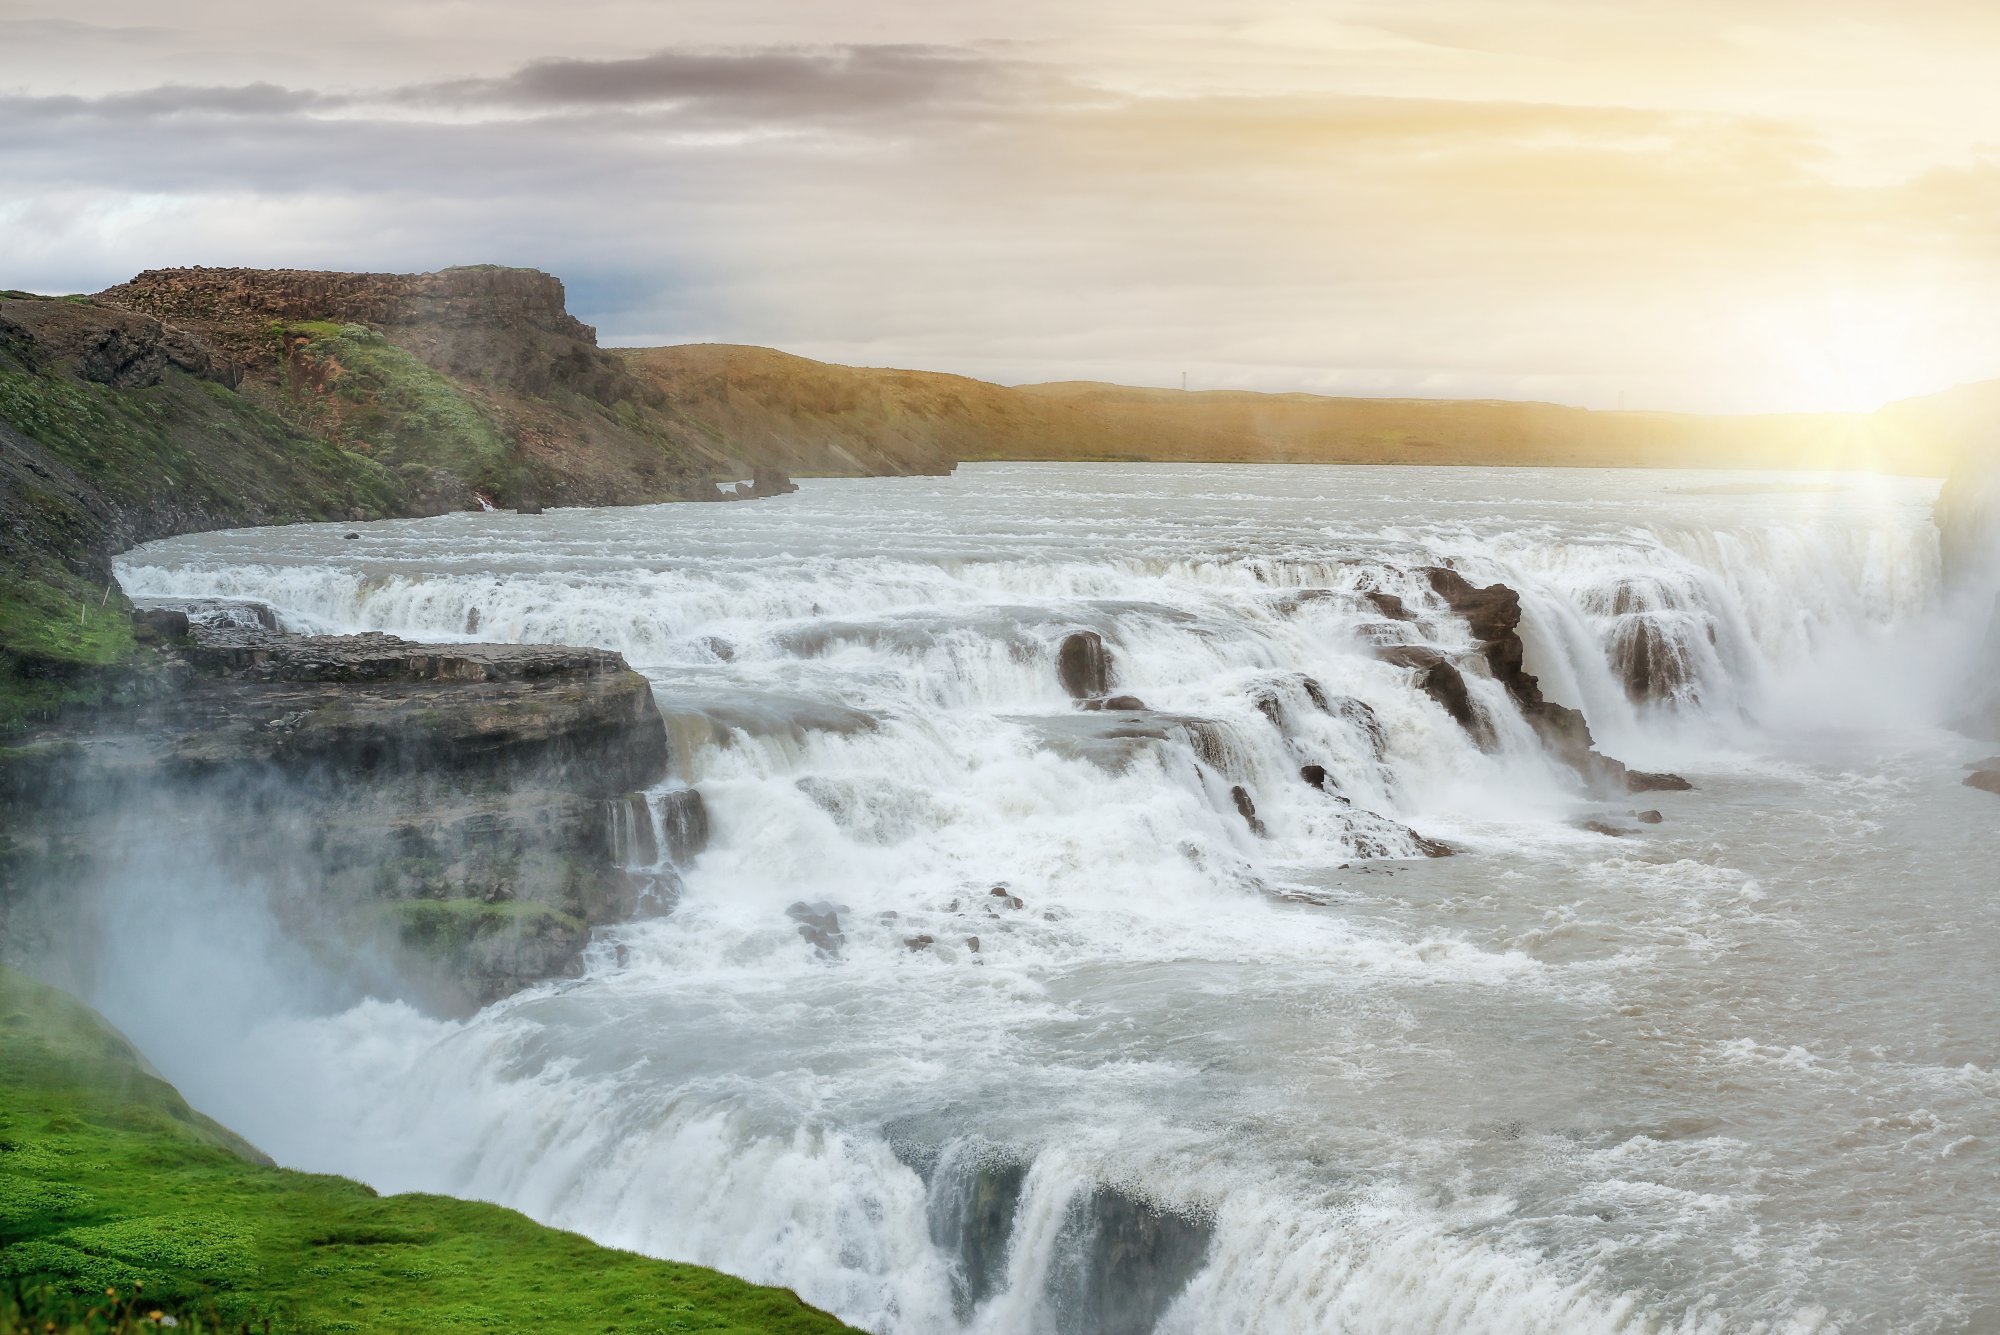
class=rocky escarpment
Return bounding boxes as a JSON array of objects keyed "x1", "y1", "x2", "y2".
[
  {"x1": 1382, "y1": 568, "x2": 1686, "y2": 794},
  {"x1": 0, "y1": 611, "x2": 693, "y2": 1013},
  {"x1": 0, "y1": 273, "x2": 815, "y2": 731},
  {"x1": 98, "y1": 265, "x2": 637, "y2": 406}
]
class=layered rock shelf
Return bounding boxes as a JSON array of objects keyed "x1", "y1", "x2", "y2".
[{"x1": 0, "y1": 614, "x2": 676, "y2": 1013}]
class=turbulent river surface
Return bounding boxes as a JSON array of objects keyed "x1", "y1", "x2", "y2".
[{"x1": 113, "y1": 464, "x2": 1997, "y2": 1334}]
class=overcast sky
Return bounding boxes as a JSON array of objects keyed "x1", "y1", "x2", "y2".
[{"x1": 5, "y1": 1, "x2": 1999, "y2": 411}]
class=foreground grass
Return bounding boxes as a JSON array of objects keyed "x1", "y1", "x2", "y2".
[{"x1": 0, "y1": 967, "x2": 863, "y2": 1335}]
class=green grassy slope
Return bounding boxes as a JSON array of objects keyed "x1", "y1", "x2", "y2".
[
  {"x1": 0, "y1": 966, "x2": 863, "y2": 1335},
  {"x1": 0, "y1": 333, "x2": 408, "y2": 730}
]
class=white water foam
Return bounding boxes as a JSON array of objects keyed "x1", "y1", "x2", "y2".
[{"x1": 101, "y1": 465, "x2": 1996, "y2": 1334}]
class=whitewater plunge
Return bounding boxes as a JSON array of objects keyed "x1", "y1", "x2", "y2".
[{"x1": 109, "y1": 464, "x2": 1996, "y2": 1334}]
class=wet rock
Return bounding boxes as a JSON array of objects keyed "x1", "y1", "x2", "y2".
[
  {"x1": 658, "y1": 787, "x2": 710, "y2": 863},
  {"x1": 750, "y1": 465, "x2": 799, "y2": 497},
  {"x1": 1635, "y1": 809, "x2": 1665, "y2": 823},
  {"x1": 1047, "y1": 1187, "x2": 1216, "y2": 1335},
  {"x1": 1080, "y1": 694, "x2": 1148, "y2": 711},
  {"x1": 988, "y1": 886, "x2": 1025, "y2": 910},
  {"x1": 1627, "y1": 770, "x2": 1693, "y2": 792},
  {"x1": 1965, "y1": 770, "x2": 2000, "y2": 795},
  {"x1": 1300, "y1": 763, "x2": 1330, "y2": 790},
  {"x1": 1580, "y1": 819, "x2": 1628, "y2": 837},
  {"x1": 904, "y1": 933, "x2": 936, "y2": 951},
  {"x1": 789, "y1": 899, "x2": 848, "y2": 954},
  {"x1": 135, "y1": 596, "x2": 280, "y2": 632},
  {"x1": 699, "y1": 635, "x2": 736, "y2": 662},
  {"x1": 129, "y1": 608, "x2": 190, "y2": 644},
  {"x1": 343, "y1": 532, "x2": 360, "y2": 539},
  {"x1": 1057, "y1": 630, "x2": 1112, "y2": 699},
  {"x1": 622, "y1": 869, "x2": 683, "y2": 918},
  {"x1": 1608, "y1": 613, "x2": 1691, "y2": 704},
  {"x1": 1330, "y1": 696, "x2": 1388, "y2": 757},
  {"x1": 156, "y1": 627, "x2": 671, "y2": 787},
  {"x1": 1376, "y1": 645, "x2": 1484, "y2": 740},
  {"x1": 1412, "y1": 832, "x2": 1456, "y2": 857},
  {"x1": 1364, "y1": 590, "x2": 1414, "y2": 621},
  {"x1": 1230, "y1": 784, "x2": 1265, "y2": 837},
  {"x1": 964, "y1": 935, "x2": 980, "y2": 953}
]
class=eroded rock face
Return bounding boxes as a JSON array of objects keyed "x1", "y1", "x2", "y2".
[
  {"x1": 0, "y1": 622, "x2": 672, "y2": 1015},
  {"x1": 1057, "y1": 630, "x2": 1112, "y2": 699},
  {"x1": 1402, "y1": 566, "x2": 1684, "y2": 793},
  {"x1": 0, "y1": 297, "x2": 237, "y2": 390},
  {"x1": 95, "y1": 266, "x2": 639, "y2": 402}
]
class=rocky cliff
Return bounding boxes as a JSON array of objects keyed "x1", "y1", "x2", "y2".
[
  {"x1": 0, "y1": 607, "x2": 692, "y2": 1012},
  {"x1": 1, "y1": 271, "x2": 814, "y2": 731}
]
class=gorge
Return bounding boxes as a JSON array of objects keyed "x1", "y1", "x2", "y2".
[{"x1": 3, "y1": 268, "x2": 2000, "y2": 1335}]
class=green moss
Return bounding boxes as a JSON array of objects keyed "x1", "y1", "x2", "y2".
[
  {"x1": 379, "y1": 897, "x2": 582, "y2": 946},
  {"x1": 0, "y1": 360, "x2": 409, "y2": 727},
  {"x1": 281, "y1": 324, "x2": 520, "y2": 496},
  {"x1": 0, "y1": 965, "x2": 863, "y2": 1334}
]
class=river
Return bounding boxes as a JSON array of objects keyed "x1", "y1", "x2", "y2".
[{"x1": 109, "y1": 463, "x2": 1997, "y2": 1334}]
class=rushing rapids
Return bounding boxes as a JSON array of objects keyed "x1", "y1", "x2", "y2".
[{"x1": 101, "y1": 464, "x2": 1996, "y2": 1334}]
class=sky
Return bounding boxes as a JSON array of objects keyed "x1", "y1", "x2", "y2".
[{"x1": 4, "y1": 1, "x2": 2000, "y2": 413}]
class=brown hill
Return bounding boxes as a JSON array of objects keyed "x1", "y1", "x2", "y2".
[
  {"x1": 92, "y1": 266, "x2": 749, "y2": 509},
  {"x1": 622, "y1": 343, "x2": 1969, "y2": 479},
  {"x1": 618, "y1": 343, "x2": 1098, "y2": 476}
]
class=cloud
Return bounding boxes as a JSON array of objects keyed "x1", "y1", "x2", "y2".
[
  {"x1": 2, "y1": 22, "x2": 1997, "y2": 412},
  {"x1": 408, "y1": 45, "x2": 1031, "y2": 122}
]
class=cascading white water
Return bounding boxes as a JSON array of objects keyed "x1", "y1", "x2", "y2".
[{"x1": 104, "y1": 464, "x2": 1996, "y2": 1335}]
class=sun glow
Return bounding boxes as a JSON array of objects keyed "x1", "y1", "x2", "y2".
[{"x1": 1732, "y1": 287, "x2": 1967, "y2": 415}]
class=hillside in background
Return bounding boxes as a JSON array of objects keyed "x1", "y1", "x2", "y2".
[
  {"x1": 6, "y1": 262, "x2": 1995, "y2": 731},
  {"x1": 639, "y1": 341, "x2": 1982, "y2": 477}
]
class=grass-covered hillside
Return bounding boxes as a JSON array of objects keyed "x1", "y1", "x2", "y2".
[
  {"x1": 0, "y1": 295, "x2": 410, "y2": 729},
  {"x1": 0, "y1": 270, "x2": 741, "y2": 733},
  {"x1": 0, "y1": 965, "x2": 863, "y2": 1335}
]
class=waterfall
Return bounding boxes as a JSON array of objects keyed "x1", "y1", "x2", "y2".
[{"x1": 104, "y1": 464, "x2": 1966, "y2": 1335}]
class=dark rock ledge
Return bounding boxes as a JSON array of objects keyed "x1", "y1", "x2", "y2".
[
  {"x1": 1382, "y1": 568, "x2": 1689, "y2": 795},
  {"x1": 0, "y1": 614, "x2": 674, "y2": 1014}
]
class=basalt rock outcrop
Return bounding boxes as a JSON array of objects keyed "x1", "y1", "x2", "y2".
[
  {"x1": 0, "y1": 618, "x2": 674, "y2": 1014},
  {"x1": 97, "y1": 266, "x2": 625, "y2": 399},
  {"x1": 1382, "y1": 566, "x2": 1682, "y2": 794},
  {"x1": 1057, "y1": 630, "x2": 1114, "y2": 700}
]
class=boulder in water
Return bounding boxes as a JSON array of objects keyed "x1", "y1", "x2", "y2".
[
  {"x1": 1579, "y1": 819, "x2": 1628, "y2": 837},
  {"x1": 1635, "y1": 809, "x2": 1665, "y2": 823},
  {"x1": 1412, "y1": 832, "x2": 1456, "y2": 857},
  {"x1": 788, "y1": 900, "x2": 847, "y2": 954},
  {"x1": 659, "y1": 787, "x2": 710, "y2": 863},
  {"x1": 1300, "y1": 763, "x2": 1330, "y2": 790},
  {"x1": 1364, "y1": 590, "x2": 1414, "y2": 621},
  {"x1": 750, "y1": 465, "x2": 799, "y2": 497},
  {"x1": 129, "y1": 608, "x2": 191, "y2": 644},
  {"x1": 1376, "y1": 645, "x2": 1484, "y2": 741},
  {"x1": 1057, "y1": 630, "x2": 1111, "y2": 699},
  {"x1": 1230, "y1": 784, "x2": 1265, "y2": 836},
  {"x1": 1627, "y1": 770, "x2": 1693, "y2": 792},
  {"x1": 1081, "y1": 694, "x2": 1148, "y2": 711},
  {"x1": 1964, "y1": 770, "x2": 2000, "y2": 795}
]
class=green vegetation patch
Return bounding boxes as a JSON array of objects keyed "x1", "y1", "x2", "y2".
[
  {"x1": 379, "y1": 896, "x2": 582, "y2": 947},
  {"x1": 282, "y1": 323, "x2": 520, "y2": 498},
  {"x1": 0, "y1": 965, "x2": 862, "y2": 1334}
]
